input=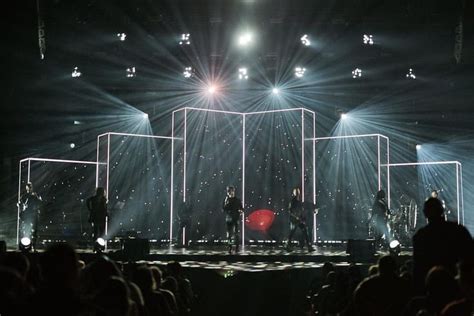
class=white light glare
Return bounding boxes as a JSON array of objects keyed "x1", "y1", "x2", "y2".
[
  {"x1": 406, "y1": 68, "x2": 416, "y2": 79},
  {"x1": 238, "y1": 32, "x2": 253, "y2": 46},
  {"x1": 71, "y1": 67, "x2": 81, "y2": 78},
  {"x1": 272, "y1": 88, "x2": 279, "y2": 94},
  {"x1": 295, "y1": 67, "x2": 306, "y2": 78},
  {"x1": 142, "y1": 113, "x2": 148, "y2": 119},
  {"x1": 352, "y1": 68, "x2": 362, "y2": 78},
  {"x1": 73, "y1": 120, "x2": 81, "y2": 125},
  {"x1": 96, "y1": 237, "x2": 106, "y2": 247},
  {"x1": 341, "y1": 113, "x2": 348, "y2": 120},
  {"x1": 179, "y1": 33, "x2": 190, "y2": 45},
  {"x1": 416, "y1": 144, "x2": 422, "y2": 150},
  {"x1": 20, "y1": 237, "x2": 31, "y2": 246},
  {"x1": 363, "y1": 34, "x2": 374, "y2": 45},
  {"x1": 117, "y1": 33, "x2": 126, "y2": 41},
  {"x1": 389, "y1": 240, "x2": 400, "y2": 249},
  {"x1": 183, "y1": 67, "x2": 193, "y2": 78},
  {"x1": 300, "y1": 34, "x2": 311, "y2": 46},
  {"x1": 238, "y1": 67, "x2": 248, "y2": 80},
  {"x1": 69, "y1": 143, "x2": 76, "y2": 149},
  {"x1": 208, "y1": 85, "x2": 216, "y2": 94},
  {"x1": 126, "y1": 67, "x2": 136, "y2": 78}
]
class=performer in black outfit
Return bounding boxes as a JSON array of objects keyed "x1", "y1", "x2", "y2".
[
  {"x1": 370, "y1": 189, "x2": 391, "y2": 248},
  {"x1": 177, "y1": 196, "x2": 192, "y2": 247},
  {"x1": 86, "y1": 187, "x2": 108, "y2": 241},
  {"x1": 222, "y1": 186, "x2": 243, "y2": 254},
  {"x1": 287, "y1": 187, "x2": 315, "y2": 252},
  {"x1": 17, "y1": 182, "x2": 42, "y2": 249}
]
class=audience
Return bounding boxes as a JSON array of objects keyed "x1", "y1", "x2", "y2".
[
  {"x1": 413, "y1": 197, "x2": 473, "y2": 294},
  {"x1": 0, "y1": 197, "x2": 471, "y2": 316}
]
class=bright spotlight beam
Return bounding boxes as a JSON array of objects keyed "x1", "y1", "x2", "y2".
[{"x1": 272, "y1": 88, "x2": 279, "y2": 94}]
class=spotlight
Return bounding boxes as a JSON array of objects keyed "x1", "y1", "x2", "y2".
[
  {"x1": 341, "y1": 113, "x2": 348, "y2": 120},
  {"x1": 73, "y1": 120, "x2": 81, "y2": 125},
  {"x1": 208, "y1": 85, "x2": 216, "y2": 94},
  {"x1": 95, "y1": 237, "x2": 106, "y2": 252},
  {"x1": 272, "y1": 88, "x2": 279, "y2": 94},
  {"x1": 416, "y1": 144, "x2": 422, "y2": 150},
  {"x1": 142, "y1": 113, "x2": 148, "y2": 119},
  {"x1": 406, "y1": 68, "x2": 416, "y2": 79},
  {"x1": 126, "y1": 67, "x2": 136, "y2": 78},
  {"x1": 300, "y1": 34, "x2": 311, "y2": 46},
  {"x1": 352, "y1": 68, "x2": 362, "y2": 78},
  {"x1": 237, "y1": 32, "x2": 253, "y2": 46},
  {"x1": 238, "y1": 67, "x2": 248, "y2": 80},
  {"x1": 69, "y1": 142, "x2": 76, "y2": 149},
  {"x1": 363, "y1": 34, "x2": 374, "y2": 45},
  {"x1": 389, "y1": 240, "x2": 401, "y2": 255},
  {"x1": 71, "y1": 67, "x2": 81, "y2": 78},
  {"x1": 183, "y1": 67, "x2": 193, "y2": 78},
  {"x1": 19, "y1": 237, "x2": 32, "y2": 252},
  {"x1": 179, "y1": 33, "x2": 190, "y2": 45},
  {"x1": 295, "y1": 67, "x2": 306, "y2": 78},
  {"x1": 116, "y1": 33, "x2": 126, "y2": 41}
]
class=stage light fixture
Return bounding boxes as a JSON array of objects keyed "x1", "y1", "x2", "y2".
[
  {"x1": 341, "y1": 113, "x2": 348, "y2": 120},
  {"x1": 126, "y1": 67, "x2": 136, "y2": 78},
  {"x1": 117, "y1": 33, "x2": 126, "y2": 41},
  {"x1": 295, "y1": 67, "x2": 306, "y2": 78},
  {"x1": 416, "y1": 144, "x2": 422, "y2": 150},
  {"x1": 142, "y1": 113, "x2": 148, "y2": 119},
  {"x1": 406, "y1": 68, "x2": 416, "y2": 79},
  {"x1": 183, "y1": 67, "x2": 193, "y2": 78},
  {"x1": 352, "y1": 68, "x2": 362, "y2": 78},
  {"x1": 300, "y1": 34, "x2": 311, "y2": 46},
  {"x1": 94, "y1": 237, "x2": 106, "y2": 252},
  {"x1": 71, "y1": 67, "x2": 81, "y2": 78},
  {"x1": 363, "y1": 34, "x2": 374, "y2": 45},
  {"x1": 272, "y1": 88, "x2": 279, "y2": 94},
  {"x1": 73, "y1": 120, "x2": 81, "y2": 125},
  {"x1": 69, "y1": 142, "x2": 76, "y2": 149},
  {"x1": 179, "y1": 33, "x2": 190, "y2": 45},
  {"x1": 238, "y1": 67, "x2": 248, "y2": 80},
  {"x1": 238, "y1": 32, "x2": 253, "y2": 46},
  {"x1": 389, "y1": 240, "x2": 401, "y2": 255},
  {"x1": 19, "y1": 237, "x2": 32, "y2": 252}
]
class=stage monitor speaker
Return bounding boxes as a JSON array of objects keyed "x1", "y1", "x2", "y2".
[
  {"x1": 122, "y1": 238, "x2": 150, "y2": 260},
  {"x1": 346, "y1": 239, "x2": 375, "y2": 262}
]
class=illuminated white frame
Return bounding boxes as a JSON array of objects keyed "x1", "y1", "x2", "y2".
[
  {"x1": 96, "y1": 132, "x2": 176, "y2": 238},
  {"x1": 171, "y1": 107, "x2": 316, "y2": 248},
  {"x1": 384, "y1": 161, "x2": 464, "y2": 225},
  {"x1": 309, "y1": 134, "x2": 390, "y2": 242},
  {"x1": 17, "y1": 157, "x2": 105, "y2": 244}
]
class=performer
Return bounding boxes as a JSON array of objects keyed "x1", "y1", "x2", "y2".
[
  {"x1": 17, "y1": 182, "x2": 42, "y2": 249},
  {"x1": 370, "y1": 189, "x2": 391, "y2": 248},
  {"x1": 287, "y1": 187, "x2": 315, "y2": 252},
  {"x1": 177, "y1": 196, "x2": 192, "y2": 247},
  {"x1": 86, "y1": 187, "x2": 108, "y2": 241},
  {"x1": 222, "y1": 186, "x2": 243, "y2": 254}
]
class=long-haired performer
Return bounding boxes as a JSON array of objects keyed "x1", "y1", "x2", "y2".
[
  {"x1": 287, "y1": 187, "x2": 315, "y2": 252},
  {"x1": 222, "y1": 186, "x2": 243, "y2": 254},
  {"x1": 86, "y1": 187, "x2": 108, "y2": 241}
]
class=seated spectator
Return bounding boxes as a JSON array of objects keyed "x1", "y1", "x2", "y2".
[
  {"x1": 151, "y1": 265, "x2": 178, "y2": 315},
  {"x1": 441, "y1": 257, "x2": 474, "y2": 316},
  {"x1": 403, "y1": 266, "x2": 460, "y2": 316},
  {"x1": 29, "y1": 243, "x2": 83, "y2": 315},
  {"x1": 0, "y1": 267, "x2": 28, "y2": 315},
  {"x1": 93, "y1": 276, "x2": 138, "y2": 316},
  {"x1": 134, "y1": 265, "x2": 170, "y2": 316},
  {"x1": 413, "y1": 198, "x2": 473, "y2": 294},
  {"x1": 354, "y1": 255, "x2": 410, "y2": 316},
  {"x1": 167, "y1": 261, "x2": 194, "y2": 313}
]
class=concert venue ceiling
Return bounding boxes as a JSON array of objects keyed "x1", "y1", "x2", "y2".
[{"x1": 1, "y1": 0, "x2": 473, "y2": 237}]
